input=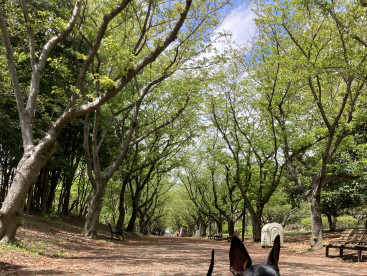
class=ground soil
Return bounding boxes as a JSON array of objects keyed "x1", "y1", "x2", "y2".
[{"x1": 0, "y1": 214, "x2": 366, "y2": 275}]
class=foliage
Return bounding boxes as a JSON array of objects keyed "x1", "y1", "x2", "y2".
[
  {"x1": 243, "y1": 0, "x2": 367, "y2": 246},
  {"x1": 1, "y1": 0, "x2": 367, "y2": 244},
  {"x1": 336, "y1": 216, "x2": 359, "y2": 229},
  {"x1": 301, "y1": 215, "x2": 359, "y2": 231},
  {"x1": 263, "y1": 192, "x2": 309, "y2": 226},
  {"x1": 44, "y1": 212, "x2": 62, "y2": 224},
  {"x1": 300, "y1": 217, "x2": 329, "y2": 231},
  {"x1": 321, "y1": 180, "x2": 367, "y2": 218}
]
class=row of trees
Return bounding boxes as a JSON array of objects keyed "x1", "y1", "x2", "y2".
[
  {"x1": 1, "y1": 0, "x2": 367, "y2": 250},
  {"x1": 173, "y1": 0, "x2": 367, "y2": 249},
  {"x1": 0, "y1": 0, "x2": 228, "y2": 243},
  {"x1": 250, "y1": 0, "x2": 367, "y2": 248}
]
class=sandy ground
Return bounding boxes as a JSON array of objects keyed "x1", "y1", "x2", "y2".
[{"x1": 0, "y1": 214, "x2": 366, "y2": 275}]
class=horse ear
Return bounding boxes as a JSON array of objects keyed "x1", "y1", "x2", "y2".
[
  {"x1": 229, "y1": 236, "x2": 252, "y2": 275},
  {"x1": 266, "y1": 235, "x2": 280, "y2": 272}
]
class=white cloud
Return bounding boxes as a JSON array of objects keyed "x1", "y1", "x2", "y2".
[
  {"x1": 195, "y1": 3, "x2": 257, "y2": 61},
  {"x1": 219, "y1": 4, "x2": 257, "y2": 44}
]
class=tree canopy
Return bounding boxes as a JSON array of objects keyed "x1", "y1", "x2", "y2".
[{"x1": 0, "y1": 0, "x2": 366, "y2": 247}]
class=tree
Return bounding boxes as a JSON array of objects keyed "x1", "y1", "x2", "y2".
[
  {"x1": 320, "y1": 134, "x2": 367, "y2": 230},
  {"x1": 180, "y1": 146, "x2": 244, "y2": 236},
  {"x1": 0, "y1": 0, "x2": 197, "y2": 243},
  {"x1": 205, "y1": 50, "x2": 286, "y2": 242},
  {"x1": 262, "y1": 190, "x2": 309, "y2": 228},
  {"x1": 137, "y1": 171, "x2": 170, "y2": 235},
  {"x1": 0, "y1": 95, "x2": 22, "y2": 205},
  {"x1": 80, "y1": 3, "x2": 220, "y2": 235},
  {"x1": 251, "y1": 0, "x2": 367, "y2": 248},
  {"x1": 82, "y1": 85, "x2": 189, "y2": 237}
]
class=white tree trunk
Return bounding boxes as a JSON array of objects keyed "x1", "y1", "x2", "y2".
[{"x1": 309, "y1": 194, "x2": 323, "y2": 249}]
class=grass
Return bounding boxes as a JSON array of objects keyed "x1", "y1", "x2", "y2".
[
  {"x1": 284, "y1": 230, "x2": 311, "y2": 236},
  {"x1": 44, "y1": 213, "x2": 63, "y2": 224},
  {"x1": 0, "y1": 236, "x2": 69, "y2": 258}
]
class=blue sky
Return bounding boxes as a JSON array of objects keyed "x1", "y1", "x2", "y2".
[{"x1": 216, "y1": 0, "x2": 257, "y2": 47}]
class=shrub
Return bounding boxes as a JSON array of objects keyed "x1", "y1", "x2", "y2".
[
  {"x1": 336, "y1": 216, "x2": 358, "y2": 229},
  {"x1": 300, "y1": 217, "x2": 328, "y2": 230},
  {"x1": 44, "y1": 212, "x2": 62, "y2": 224},
  {"x1": 247, "y1": 226, "x2": 253, "y2": 234},
  {"x1": 300, "y1": 218, "x2": 311, "y2": 230}
]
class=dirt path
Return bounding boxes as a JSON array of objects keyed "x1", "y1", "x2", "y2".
[{"x1": 0, "y1": 215, "x2": 366, "y2": 275}]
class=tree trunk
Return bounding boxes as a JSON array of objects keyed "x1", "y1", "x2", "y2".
[
  {"x1": 200, "y1": 220, "x2": 207, "y2": 237},
  {"x1": 326, "y1": 213, "x2": 333, "y2": 231},
  {"x1": 0, "y1": 143, "x2": 56, "y2": 244},
  {"x1": 242, "y1": 207, "x2": 246, "y2": 242},
  {"x1": 83, "y1": 182, "x2": 107, "y2": 238},
  {"x1": 40, "y1": 168, "x2": 50, "y2": 216},
  {"x1": 0, "y1": 161, "x2": 12, "y2": 205},
  {"x1": 326, "y1": 213, "x2": 337, "y2": 232},
  {"x1": 228, "y1": 219, "x2": 235, "y2": 236},
  {"x1": 26, "y1": 185, "x2": 33, "y2": 215},
  {"x1": 309, "y1": 194, "x2": 323, "y2": 249},
  {"x1": 139, "y1": 215, "x2": 150, "y2": 234},
  {"x1": 62, "y1": 158, "x2": 80, "y2": 215},
  {"x1": 61, "y1": 176, "x2": 73, "y2": 215},
  {"x1": 33, "y1": 168, "x2": 47, "y2": 211},
  {"x1": 251, "y1": 213, "x2": 262, "y2": 242},
  {"x1": 116, "y1": 180, "x2": 128, "y2": 232},
  {"x1": 126, "y1": 194, "x2": 139, "y2": 232},
  {"x1": 139, "y1": 218, "x2": 144, "y2": 234},
  {"x1": 208, "y1": 220, "x2": 212, "y2": 235},
  {"x1": 46, "y1": 170, "x2": 60, "y2": 213},
  {"x1": 216, "y1": 219, "x2": 223, "y2": 233}
]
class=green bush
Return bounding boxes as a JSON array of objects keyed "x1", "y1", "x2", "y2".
[
  {"x1": 300, "y1": 217, "x2": 328, "y2": 230},
  {"x1": 247, "y1": 226, "x2": 253, "y2": 234},
  {"x1": 44, "y1": 212, "x2": 62, "y2": 224},
  {"x1": 300, "y1": 218, "x2": 311, "y2": 230},
  {"x1": 222, "y1": 221, "x2": 228, "y2": 234},
  {"x1": 336, "y1": 216, "x2": 358, "y2": 229}
]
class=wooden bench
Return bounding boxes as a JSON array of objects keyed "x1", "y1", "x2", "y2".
[
  {"x1": 214, "y1": 234, "x2": 223, "y2": 241},
  {"x1": 208, "y1": 233, "x2": 222, "y2": 240},
  {"x1": 324, "y1": 229, "x2": 354, "y2": 253},
  {"x1": 343, "y1": 229, "x2": 367, "y2": 262},
  {"x1": 324, "y1": 229, "x2": 367, "y2": 261},
  {"x1": 108, "y1": 223, "x2": 125, "y2": 241}
]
